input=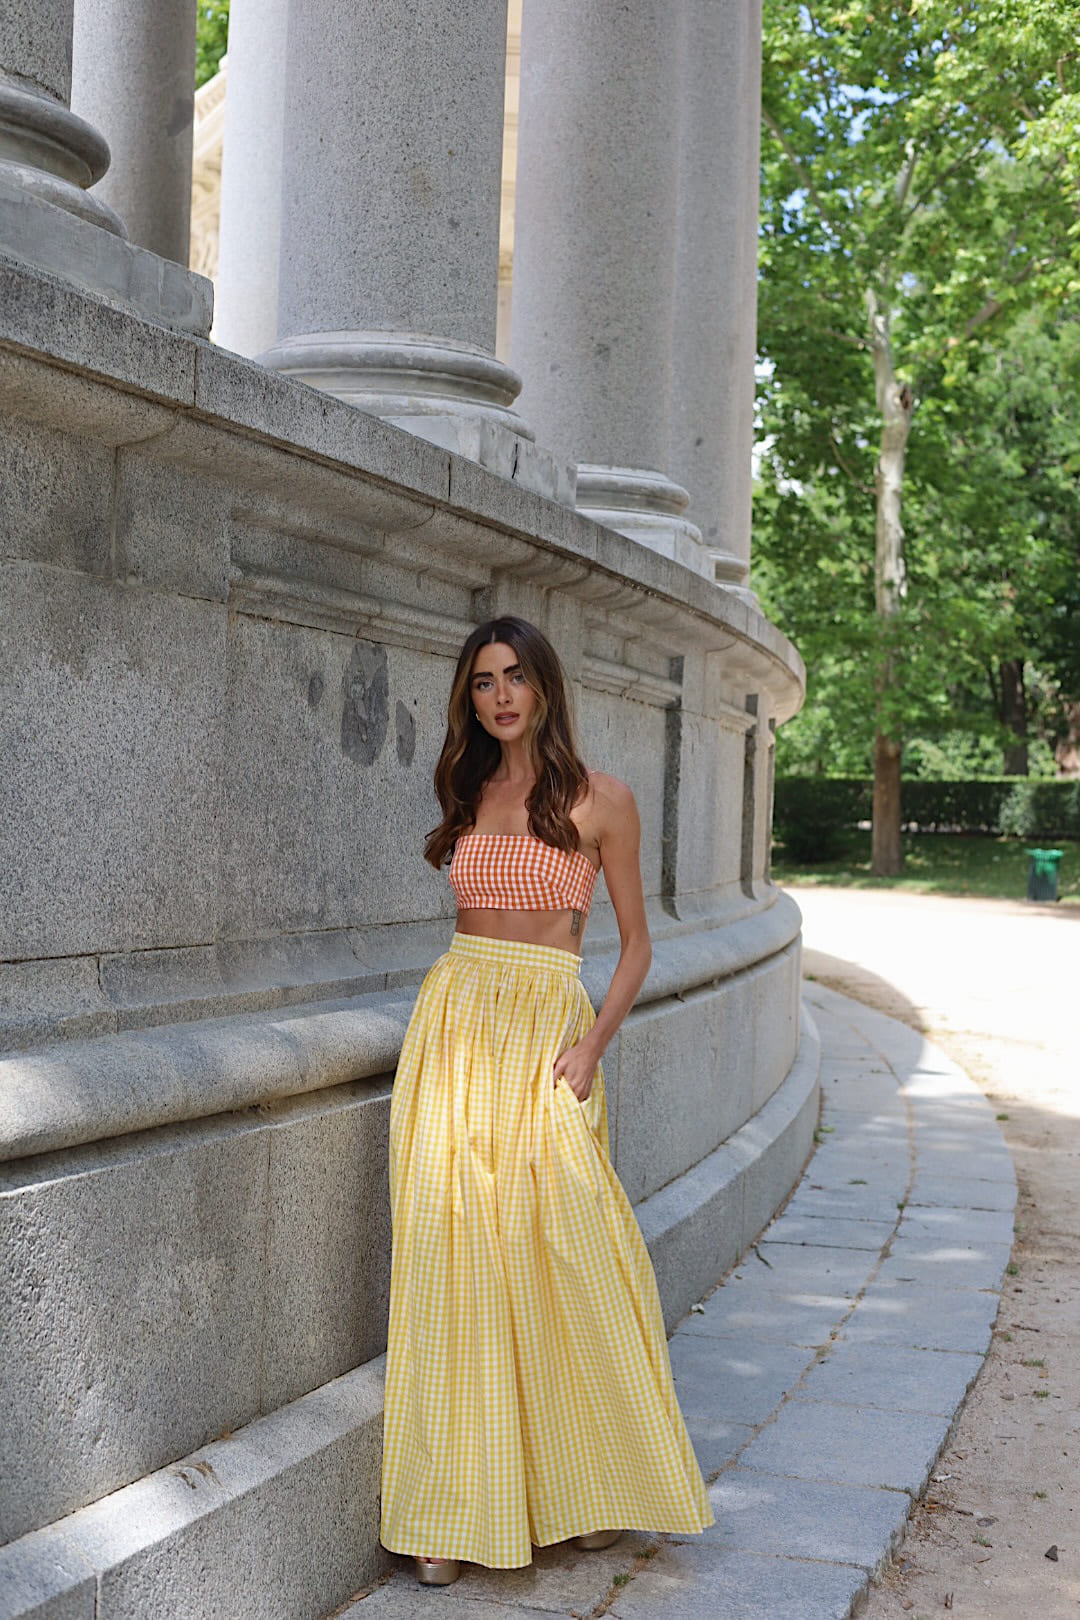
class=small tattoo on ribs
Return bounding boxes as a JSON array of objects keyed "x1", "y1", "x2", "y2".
[{"x1": 570, "y1": 909, "x2": 582, "y2": 937}]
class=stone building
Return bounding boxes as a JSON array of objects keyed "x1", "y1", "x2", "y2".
[{"x1": 0, "y1": 3, "x2": 812, "y2": 1617}]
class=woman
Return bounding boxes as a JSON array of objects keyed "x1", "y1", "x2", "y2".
[{"x1": 380, "y1": 616, "x2": 712, "y2": 1585}]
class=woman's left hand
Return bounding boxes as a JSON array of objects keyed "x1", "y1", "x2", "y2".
[{"x1": 553, "y1": 1036, "x2": 602, "y2": 1102}]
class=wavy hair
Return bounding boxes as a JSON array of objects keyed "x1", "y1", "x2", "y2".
[{"x1": 424, "y1": 617, "x2": 589, "y2": 869}]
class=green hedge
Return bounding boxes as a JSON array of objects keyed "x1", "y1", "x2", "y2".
[{"x1": 774, "y1": 777, "x2": 1080, "y2": 860}]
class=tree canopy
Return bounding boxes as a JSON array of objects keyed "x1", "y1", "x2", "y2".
[
  {"x1": 754, "y1": 0, "x2": 1080, "y2": 857},
  {"x1": 196, "y1": 2, "x2": 229, "y2": 89}
]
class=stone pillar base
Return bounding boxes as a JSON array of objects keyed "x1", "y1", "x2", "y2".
[
  {"x1": 260, "y1": 329, "x2": 574, "y2": 505},
  {"x1": 709, "y1": 547, "x2": 756, "y2": 603},
  {"x1": 0, "y1": 178, "x2": 213, "y2": 335},
  {"x1": 385, "y1": 411, "x2": 577, "y2": 507},
  {"x1": 0, "y1": 78, "x2": 122, "y2": 234},
  {"x1": 575, "y1": 463, "x2": 712, "y2": 577}
]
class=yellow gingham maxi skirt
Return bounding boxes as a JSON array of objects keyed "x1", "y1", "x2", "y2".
[{"x1": 380, "y1": 932, "x2": 712, "y2": 1568}]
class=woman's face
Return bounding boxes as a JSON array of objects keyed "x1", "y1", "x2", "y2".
[{"x1": 469, "y1": 641, "x2": 537, "y2": 742}]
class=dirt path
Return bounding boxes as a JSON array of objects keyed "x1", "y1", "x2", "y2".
[{"x1": 787, "y1": 888, "x2": 1080, "y2": 1620}]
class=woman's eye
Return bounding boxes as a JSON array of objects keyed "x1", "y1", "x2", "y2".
[{"x1": 510, "y1": 672, "x2": 526, "y2": 685}]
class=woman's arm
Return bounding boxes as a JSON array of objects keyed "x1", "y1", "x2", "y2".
[{"x1": 553, "y1": 775, "x2": 652, "y2": 1101}]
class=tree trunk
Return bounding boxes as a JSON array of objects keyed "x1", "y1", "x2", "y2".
[
  {"x1": 1055, "y1": 699, "x2": 1080, "y2": 777},
  {"x1": 999, "y1": 658, "x2": 1029, "y2": 775},
  {"x1": 872, "y1": 732, "x2": 903, "y2": 873},
  {"x1": 867, "y1": 289, "x2": 913, "y2": 877}
]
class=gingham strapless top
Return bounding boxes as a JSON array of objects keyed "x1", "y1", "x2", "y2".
[{"x1": 448, "y1": 832, "x2": 600, "y2": 916}]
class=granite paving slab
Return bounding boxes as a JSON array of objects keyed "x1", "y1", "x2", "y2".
[
  {"x1": 703, "y1": 1469, "x2": 911, "y2": 1569},
  {"x1": 791, "y1": 1340, "x2": 984, "y2": 1414},
  {"x1": 334, "y1": 984, "x2": 1014, "y2": 1620},
  {"x1": 606, "y1": 1542, "x2": 868, "y2": 1620}
]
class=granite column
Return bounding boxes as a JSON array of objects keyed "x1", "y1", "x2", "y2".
[
  {"x1": 0, "y1": 0, "x2": 121, "y2": 233},
  {"x1": 70, "y1": 0, "x2": 196, "y2": 263},
  {"x1": 510, "y1": 0, "x2": 705, "y2": 571},
  {"x1": 213, "y1": 0, "x2": 288, "y2": 356},
  {"x1": 261, "y1": 0, "x2": 562, "y2": 492},
  {"x1": 670, "y1": 0, "x2": 763, "y2": 591}
]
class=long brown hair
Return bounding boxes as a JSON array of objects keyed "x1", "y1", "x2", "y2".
[{"x1": 424, "y1": 617, "x2": 589, "y2": 868}]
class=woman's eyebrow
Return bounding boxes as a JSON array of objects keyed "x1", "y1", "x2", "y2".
[{"x1": 471, "y1": 662, "x2": 522, "y2": 679}]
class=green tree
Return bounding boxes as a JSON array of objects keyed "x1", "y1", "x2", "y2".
[
  {"x1": 196, "y1": 2, "x2": 229, "y2": 89},
  {"x1": 757, "y1": 0, "x2": 1080, "y2": 869}
]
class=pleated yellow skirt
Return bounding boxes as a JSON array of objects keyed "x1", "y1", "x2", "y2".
[{"x1": 380, "y1": 932, "x2": 713, "y2": 1568}]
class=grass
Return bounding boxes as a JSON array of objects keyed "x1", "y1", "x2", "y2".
[{"x1": 772, "y1": 831, "x2": 1080, "y2": 904}]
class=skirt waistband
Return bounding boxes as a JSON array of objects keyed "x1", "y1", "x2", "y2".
[{"x1": 448, "y1": 931, "x2": 583, "y2": 977}]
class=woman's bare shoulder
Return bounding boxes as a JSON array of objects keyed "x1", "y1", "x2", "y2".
[{"x1": 583, "y1": 771, "x2": 638, "y2": 827}]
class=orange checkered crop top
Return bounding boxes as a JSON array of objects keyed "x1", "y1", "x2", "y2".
[{"x1": 448, "y1": 833, "x2": 600, "y2": 917}]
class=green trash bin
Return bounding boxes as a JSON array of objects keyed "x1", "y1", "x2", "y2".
[{"x1": 1026, "y1": 848, "x2": 1063, "y2": 902}]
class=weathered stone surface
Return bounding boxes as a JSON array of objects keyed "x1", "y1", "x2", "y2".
[
  {"x1": 898, "y1": 1205, "x2": 1015, "y2": 1247},
  {"x1": 112, "y1": 451, "x2": 231, "y2": 600},
  {"x1": 906, "y1": 1171, "x2": 1017, "y2": 1211},
  {"x1": 765, "y1": 1211, "x2": 898, "y2": 1250},
  {"x1": 0, "y1": 1116, "x2": 268, "y2": 1543},
  {"x1": 0, "y1": 989, "x2": 413, "y2": 1162},
  {"x1": 615, "y1": 984, "x2": 751, "y2": 1204},
  {"x1": 705, "y1": 1469, "x2": 909, "y2": 1572},
  {"x1": 735, "y1": 1017, "x2": 821, "y2": 1250},
  {"x1": 0, "y1": 564, "x2": 225, "y2": 961},
  {"x1": 739, "y1": 1399, "x2": 948, "y2": 1494},
  {"x1": 874, "y1": 1236, "x2": 1013, "y2": 1292},
  {"x1": 607, "y1": 1541, "x2": 866, "y2": 1620},
  {"x1": 839, "y1": 1284, "x2": 1000, "y2": 1353},
  {"x1": 0, "y1": 956, "x2": 111, "y2": 1052},
  {"x1": 344, "y1": 1590, "x2": 557, "y2": 1620},
  {"x1": 0, "y1": 1528, "x2": 95, "y2": 1620},
  {"x1": 0, "y1": 261, "x2": 196, "y2": 406},
  {"x1": 740, "y1": 1241, "x2": 876, "y2": 1296},
  {"x1": 749, "y1": 943, "x2": 800, "y2": 1112},
  {"x1": 784, "y1": 1180, "x2": 911, "y2": 1224},
  {"x1": 192, "y1": 342, "x2": 451, "y2": 513},
  {"x1": 636, "y1": 1137, "x2": 744, "y2": 1333},
  {"x1": 0, "y1": 0, "x2": 74, "y2": 101},
  {"x1": 0, "y1": 183, "x2": 212, "y2": 336},
  {"x1": 262, "y1": 1084, "x2": 392, "y2": 1409},
  {"x1": 0, "y1": 414, "x2": 114, "y2": 574},
  {"x1": 219, "y1": 624, "x2": 448, "y2": 938},
  {"x1": 671, "y1": 712, "x2": 747, "y2": 894},
  {"x1": 2, "y1": 1360, "x2": 388, "y2": 1620},
  {"x1": 637, "y1": 1003, "x2": 819, "y2": 1328},
  {"x1": 794, "y1": 1341, "x2": 984, "y2": 1415},
  {"x1": 683, "y1": 1417, "x2": 756, "y2": 1480},
  {"x1": 669, "y1": 1334, "x2": 809, "y2": 1426}
]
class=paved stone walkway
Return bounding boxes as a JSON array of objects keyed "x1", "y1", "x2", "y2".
[{"x1": 338, "y1": 983, "x2": 1015, "y2": 1620}]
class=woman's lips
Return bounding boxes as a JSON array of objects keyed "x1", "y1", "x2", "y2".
[{"x1": 495, "y1": 713, "x2": 519, "y2": 725}]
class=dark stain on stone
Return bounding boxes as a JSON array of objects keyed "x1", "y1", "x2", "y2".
[
  {"x1": 341, "y1": 642, "x2": 389, "y2": 764},
  {"x1": 396, "y1": 700, "x2": 416, "y2": 765},
  {"x1": 307, "y1": 672, "x2": 324, "y2": 708},
  {"x1": 167, "y1": 96, "x2": 193, "y2": 138}
]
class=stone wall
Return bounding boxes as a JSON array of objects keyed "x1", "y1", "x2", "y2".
[{"x1": 0, "y1": 261, "x2": 809, "y2": 1619}]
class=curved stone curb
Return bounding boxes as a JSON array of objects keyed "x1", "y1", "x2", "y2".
[
  {"x1": 0, "y1": 899, "x2": 803, "y2": 1164},
  {"x1": 342, "y1": 983, "x2": 1014, "y2": 1619}
]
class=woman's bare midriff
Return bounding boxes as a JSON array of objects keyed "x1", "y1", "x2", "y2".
[{"x1": 454, "y1": 908, "x2": 587, "y2": 955}]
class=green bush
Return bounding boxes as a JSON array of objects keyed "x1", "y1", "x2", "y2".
[
  {"x1": 774, "y1": 776, "x2": 1080, "y2": 853},
  {"x1": 998, "y1": 779, "x2": 1080, "y2": 839},
  {"x1": 772, "y1": 778, "x2": 871, "y2": 862}
]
